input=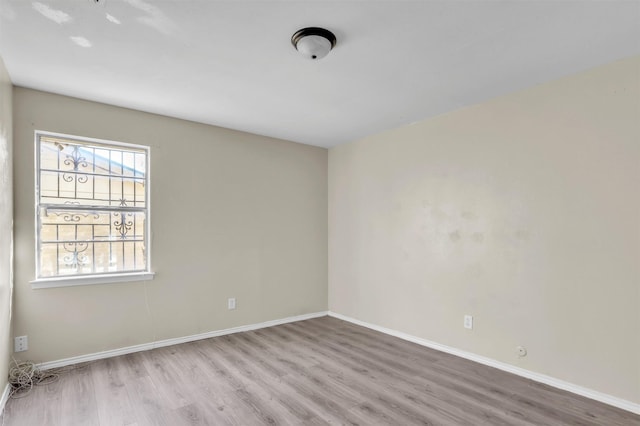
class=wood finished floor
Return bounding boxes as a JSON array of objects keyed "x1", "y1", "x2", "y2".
[{"x1": 1, "y1": 316, "x2": 638, "y2": 426}]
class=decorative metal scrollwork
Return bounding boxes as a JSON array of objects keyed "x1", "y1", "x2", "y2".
[
  {"x1": 62, "y1": 214, "x2": 82, "y2": 223},
  {"x1": 62, "y1": 242, "x2": 89, "y2": 269},
  {"x1": 51, "y1": 210, "x2": 100, "y2": 223},
  {"x1": 62, "y1": 146, "x2": 89, "y2": 183},
  {"x1": 113, "y1": 212, "x2": 133, "y2": 239}
]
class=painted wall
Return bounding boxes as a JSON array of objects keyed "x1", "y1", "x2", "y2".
[
  {"x1": 329, "y1": 56, "x2": 640, "y2": 403},
  {"x1": 0, "y1": 56, "x2": 13, "y2": 398},
  {"x1": 13, "y1": 88, "x2": 327, "y2": 363}
]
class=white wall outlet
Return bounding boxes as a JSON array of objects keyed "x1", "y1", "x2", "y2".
[
  {"x1": 463, "y1": 315, "x2": 473, "y2": 329},
  {"x1": 14, "y1": 335, "x2": 28, "y2": 352},
  {"x1": 228, "y1": 297, "x2": 236, "y2": 310},
  {"x1": 516, "y1": 345, "x2": 527, "y2": 358}
]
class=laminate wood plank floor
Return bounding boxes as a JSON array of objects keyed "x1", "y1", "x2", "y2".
[{"x1": 2, "y1": 316, "x2": 638, "y2": 425}]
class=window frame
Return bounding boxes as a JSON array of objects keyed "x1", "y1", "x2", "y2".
[{"x1": 31, "y1": 130, "x2": 154, "y2": 289}]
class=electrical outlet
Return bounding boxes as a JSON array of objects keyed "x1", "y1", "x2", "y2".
[
  {"x1": 15, "y1": 335, "x2": 28, "y2": 352},
  {"x1": 463, "y1": 315, "x2": 473, "y2": 330},
  {"x1": 228, "y1": 298, "x2": 236, "y2": 310}
]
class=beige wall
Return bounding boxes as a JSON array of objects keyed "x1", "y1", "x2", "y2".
[
  {"x1": 13, "y1": 88, "x2": 327, "y2": 363},
  {"x1": 0, "y1": 56, "x2": 13, "y2": 397},
  {"x1": 329, "y1": 56, "x2": 640, "y2": 403}
]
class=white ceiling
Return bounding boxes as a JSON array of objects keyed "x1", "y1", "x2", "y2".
[{"x1": 1, "y1": 1, "x2": 639, "y2": 148}]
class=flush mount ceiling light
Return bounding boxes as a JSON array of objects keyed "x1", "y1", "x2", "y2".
[{"x1": 291, "y1": 27, "x2": 337, "y2": 60}]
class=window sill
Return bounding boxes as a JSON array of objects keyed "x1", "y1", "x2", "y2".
[{"x1": 31, "y1": 272, "x2": 155, "y2": 289}]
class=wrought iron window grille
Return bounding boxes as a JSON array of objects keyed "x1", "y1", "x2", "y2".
[{"x1": 35, "y1": 131, "x2": 150, "y2": 279}]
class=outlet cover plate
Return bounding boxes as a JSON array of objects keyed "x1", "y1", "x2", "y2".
[
  {"x1": 14, "y1": 335, "x2": 28, "y2": 352},
  {"x1": 464, "y1": 315, "x2": 473, "y2": 329}
]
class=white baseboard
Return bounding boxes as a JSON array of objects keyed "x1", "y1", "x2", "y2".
[
  {"x1": 328, "y1": 311, "x2": 640, "y2": 415},
  {"x1": 38, "y1": 311, "x2": 328, "y2": 371},
  {"x1": 0, "y1": 383, "x2": 10, "y2": 418}
]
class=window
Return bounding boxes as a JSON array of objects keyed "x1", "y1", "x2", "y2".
[{"x1": 34, "y1": 131, "x2": 152, "y2": 287}]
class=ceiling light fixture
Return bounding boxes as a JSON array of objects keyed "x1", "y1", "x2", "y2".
[{"x1": 291, "y1": 27, "x2": 336, "y2": 60}]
